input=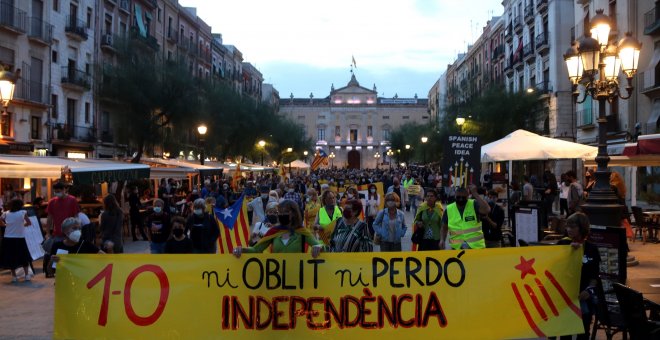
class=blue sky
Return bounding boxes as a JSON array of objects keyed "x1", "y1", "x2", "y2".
[{"x1": 180, "y1": 0, "x2": 503, "y2": 99}]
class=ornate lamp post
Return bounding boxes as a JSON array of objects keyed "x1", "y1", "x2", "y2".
[
  {"x1": 197, "y1": 124, "x2": 207, "y2": 165},
  {"x1": 563, "y1": 9, "x2": 641, "y2": 227},
  {"x1": 258, "y1": 140, "x2": 266, "y2": 166},
  {"x1": 386, "y1": 149, "x2": 394, "y2": 169},
  {"x1": 455, "y1": 116, "x2": 466, "y2": 134},
  {"x1": 374, "y1": 152, "x2": 381, "y2": 169},
  {"x1": 0, "y1": 67, "x2": 19, "y2": 137},
  {"x1": 421, "y1": 136, "x2": 428, "y2": 164},
  {"x1": 329, "y1": 151, "x2": 335, "y2": 168},
  {"x1": 303, "y1": 150, "x2": 309, "y2": 163}
]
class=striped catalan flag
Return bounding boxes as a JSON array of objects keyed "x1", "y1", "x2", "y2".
[
  {"x1": 311, "y1": 149, "x2": 328, "y2": 171},
  {"x1": 213, "y1": 194, "x2": 250, "y2": 254}
]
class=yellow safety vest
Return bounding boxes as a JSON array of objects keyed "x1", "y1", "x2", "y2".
[
  {"x1": 403, "y1": 178, "x2": 414, "y2": 189},
  {"x1": 318, "y1": 205, "x2": 342, "y2": 226},
  {"x1": 446, "y1": 200, "x2": 485, "y2": 250}
]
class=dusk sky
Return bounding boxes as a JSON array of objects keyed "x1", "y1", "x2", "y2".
[{"x1": 179, "y1": 0, "x2": 503, "y2": 99}]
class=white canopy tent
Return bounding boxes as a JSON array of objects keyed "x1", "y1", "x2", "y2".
[
  {"x1": 481, "y1": 129, "x2": 598, "y2": 162},
  {"x1": 288, "y1": 160, "x2": 310, "y2": 169}
]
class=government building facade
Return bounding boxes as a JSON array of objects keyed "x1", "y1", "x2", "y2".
[{"x1": 279, "y1": 74, "x2": 429, "y2": 169}]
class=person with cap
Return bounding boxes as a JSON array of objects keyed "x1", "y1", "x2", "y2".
[
  {"x1": 440, "y1": 185, "x2": 490, "y2": 250},
  {"x1": 247, "y1": 185, "x2": 272, "y2": 227}
]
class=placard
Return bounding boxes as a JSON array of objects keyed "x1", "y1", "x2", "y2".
[{"x1": 443, "y1": 135, "x2": 481, "y2": 188}]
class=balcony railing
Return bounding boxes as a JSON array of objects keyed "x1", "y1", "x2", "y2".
[
  {"x1": 166, "y1": 28, "x2": 178, "y2": 42},
  {"x1": 505, "y1": 24, "x2": 513, "y2": 41},
  {"x1": 534, "y1": 81, "x2": 553, "y2": 95},
  {"x1": 644, "y1": 7, "x2": 660, "y2": 35},
  {"x1": 28, "y1": 17, "x2": 52, "y2": 44},
  {"x1": 536, "y1": 0, "x2": 548, "y2": 12},
  {"x1": 144, "y1": 0, "x2": 157, "y2": 8},
  {"x1": 119, "y1": 0, "x2": 129, "y2": 12},
  {"x1": 535, "y1": 31, "x2": 548, "y2": 51},
  {"x1": 61, "y1": 66, "x2": 91, "y2": 89},
  {"x1": 514, "y1": 16, "x2": 523, "y2": 31},
  {"x1": 0, "y1": 2, "x2": 27, "y2": 33},
  {"x1": 524, "y1": 6, "x2": 534, "y2": 23},
  {"x1": 523, "y1": 43, "x2": 534, "y2": 58},
  {"x1": 59, "y1": 124, "x2": 96, "y2": 142},
  {"x1": 65, "y1": 16, "x2": 88, "y2": 40},
  {"x1": 14, "y1": 79, "x2": 49, "y2": 104},
  {"x1": 129, "y1": 26, "x2": 159, "y2": 51},
  {"x1": 100, "y1": 32, "x2": 115, "y2": 49}
]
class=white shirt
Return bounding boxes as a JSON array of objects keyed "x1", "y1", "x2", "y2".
[{"x1": 2, "y1": 210, "x2": 28, "y2": 238}]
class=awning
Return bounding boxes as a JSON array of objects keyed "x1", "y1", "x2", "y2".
[
  {"x1": 583, "y1": 155, "x2": 660, "y2": 167},
  {"x1": 141, "y1": 158, "x2": 225, "y2": 178},
  {"x1": 622, "y1": 133, "x2": 660, "y2": 156},
  {"x1": 0, "y1": 155, "x2": 150, "y2": 184}
]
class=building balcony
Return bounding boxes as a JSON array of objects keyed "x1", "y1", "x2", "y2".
[
  {"x1": 14, "y1": 79, "x2": 49, "y2": 106},
  {"x1": 514, "y1": 16, "x2": 523, "y2": 33},
  {"x1": 166, "y1": 28, "x2": 178, "y2": 43},
  {"x1": 129, "y1": 26, "x2": 159, "y2": 51},
  {"x1": 27, "y1": 17, "x2": 52, "y2": 45},
  {"x1": 105, "y1": 0, "x2": 117, "y2": 7},
  {"x1": 533, "y1": 81, "x2": 553, "y2": 97},
  {"x1": 536, "y1": 0, "x2": 548, "y2": 13},
  {"x1": 491, "y1": 44, "x2": 504, "y2": 60},
  {"x1": 65, "y1": 16, "x2": 88, "y2": 40},
  {"x1": 0, "y1": 2, "x2": 27, "y2": 34},
  {"x1": 119, "y1": 0, "x2": 130, "y2": 14},
  {"x1": 504, "y1": 56, "x2": 514, "y2": 76},
  {"x1": 57, "y1": 124, "x2": 96, "y2": 143},
  {"x1": 61, "y1": 67, "x2": 91, "y2": 90},
  {"x1": 522, "y1": 43, "x2": 535, "y2": 62},
  {"x1": 535, "y1": 31, "x2": 549, "y2": 53},
  {"x1": 100, "y1": 32, "x2": 116, "y2": 52},
  {"x1": 143, "y1": 0, "x2": 157, "y2": 9},
  {"x1": 644, "y1": 7, "x2": 660, "y2": 36},
  {"x1": 505, "y1": 23, "x2": 513, "y2": 42},
  {"x1": 513, "y1": 50, "x2": 524, "y2": 70},
  {"x1": 524, "y1": 6, "x2": 534, "y2": 24}
]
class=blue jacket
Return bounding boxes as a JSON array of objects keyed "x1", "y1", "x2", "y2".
[{"x1": 373, "y1": 209, "x2": 407, "y2": 242}]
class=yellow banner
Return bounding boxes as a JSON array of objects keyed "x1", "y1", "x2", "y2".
[{"x1": 54, "y1": 247, "x2": 584, "y2": 339}]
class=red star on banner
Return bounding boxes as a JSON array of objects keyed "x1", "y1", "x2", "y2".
[{"x1": 515, "y1": 256, "x2": 537, "y2": 279}]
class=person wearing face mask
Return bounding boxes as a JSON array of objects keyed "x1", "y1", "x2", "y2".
[
  {"x1": 146, "y1": 199, "x2": 171, "y2": 254},
  {"x1": 304, "y1": 188, "x2": 322, "y2": 229},
  {"x1": 186, "y1": 198, "x2": 220, "y2": 254},
  {"x1": 413, "y1": 189, "x2": 445, "y2": 251},
  {"x1": 282, "y1": 183, "x2": 303, "y2": 213},
  {"x1": 48, "y1": 217, "x2": 104, "y2": 276},
  {"x1": 251, "y1": 202, "x2": 278, "y2": 245},
  {"x1": 373, "y1": 193, "x2": 407, "y2": 251},
  {"x1": 440, "y1": 185, "x2": 491, "y2": 250},
  {"x1": 247, "y1": 186, "x2": 272, "y2": 228},
  {"x1": 328, "y1": 199, "x2": 372, "y2": 252},
  {"x1": 482, "y1": 190, "x2": 505, "y2": 248},
  {"x1": 165, "y1": 216, "x2": 193, "y2": 254},
  {"x1": 43, "y1": 181, "x2": 80, "y2": 277},
  {"x1": 386, "y1": 178, "x2": 408, "y2": 211},
  {"x1": 313, "y1": 190, "x2": 342, "y2": 243},
  {"x1": 233, "y1": 200, "x2": 323, "y2": 257},
  {"x1": 365, "y1": 184, "x2": 380, "y2": 233}
]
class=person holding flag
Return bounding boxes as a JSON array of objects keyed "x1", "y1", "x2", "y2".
[
  {"x1": 312, "y1": 190, "x2": 342, "y2": 244},
  {"x1": 311, "y1": 149, "x2": 329, "y2": 171},
  {"x1": 232, "y1": 200, "x2": 323, "y2": 257}
]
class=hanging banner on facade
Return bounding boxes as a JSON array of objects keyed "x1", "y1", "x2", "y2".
[
  {"x1": 443, "y1": 135, "x2": 481, "y2": 188},
  {"x1": 54, "y1": 247, "x2": 583, "y2": 339}
]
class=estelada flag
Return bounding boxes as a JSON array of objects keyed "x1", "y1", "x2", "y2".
[
  {"x1": 311, "y1": 149, "x2": 329, "y2": 171},
  {"x1": 213, "y1": 194, "x2": 250, "y2": 254},
  {"x1": 316, "y1": 219, "x2": 337, "y2": 245},
  {"x1": 232, "y1": 163, "x2": 242, "y2": 190}
]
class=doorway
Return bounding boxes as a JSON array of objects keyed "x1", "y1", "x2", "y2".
[{"x1": 347, "y1": 150, "x2": 360, "y2": 169}]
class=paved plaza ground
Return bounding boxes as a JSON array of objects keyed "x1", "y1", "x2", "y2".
[{"x1": 1, "y1": 209, "x2": 659, "y2": 339}]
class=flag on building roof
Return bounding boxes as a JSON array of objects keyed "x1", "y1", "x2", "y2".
[
  {"x1": 311, "y1": 149, "x2": 329, "y2": 170},
  {"x1": 213, "y1": 194, "x2": 250, "y2": 254}
]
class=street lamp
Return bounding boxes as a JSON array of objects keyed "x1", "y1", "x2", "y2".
[
  {"x1": 456, "y1": 116, "x2": 466, "y2": 134},
  {"x1": 0, "y1": 66, "x2": 19, "y2": 136},
  {"x1": 563, "y1": 9, "x2": 641, "y2": 227},
  {"x1": 329, "y1": 151, "x2": 335, "y2": 168},
  {"x1": 374, "y1": 152, "x2": 381, "y2": 169},
  {"x1": 421, "y1": 136, "x2": 428, "y2": 164},
  {"x1": 197, "y1": 124, "x2": 207, "y2": 165},
  {"x1": 258, "y1": 140, "x2": 266, "y2": 165},
  {"x1": 303, "y1": 150, "x2": 309, "y2": 163},
  {"x1": 386, "y1": 149, "x2": 394, "y2": 169},
  {"x1": 285, "y1": 147, "x2": 293, "y2": 173}
]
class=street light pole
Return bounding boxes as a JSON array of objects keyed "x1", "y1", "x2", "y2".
[
  {"x1": 563, "y1": 10, "x2": 641, "y2": 227},
  {"x1": 421, "y1": 136, "x2": 428, "y2": 164},
  {"x1": 374, "y1": 152, "x2": 381, "y2": 169},
  {"x1": 197, "y1": 124, "x2": 208, "y2": 165},
  {"x1": 329, "y1": 152, "x2": 335, "y2": 168},
  {"x1": 258, "y1": 140, "x2": 266, "y2": 166}
]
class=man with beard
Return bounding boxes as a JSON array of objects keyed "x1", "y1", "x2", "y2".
[{"x1": 440, "y1": 185, "x2": 490, "y2": 250}]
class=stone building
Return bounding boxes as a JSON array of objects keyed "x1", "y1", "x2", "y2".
[{"x1": 279, "y1": 74, "x2": 429, "y2": 169}]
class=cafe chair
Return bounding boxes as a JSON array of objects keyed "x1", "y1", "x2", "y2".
[
  {"x1": 613, "y1": 283, "x2": 660, "y2": 340},
  {"x1": 590, "y1": 284, "x2": 627, "y2": 340},
  {"x1": 631, "y1": 206, "x2": 649, "y2": 244}
]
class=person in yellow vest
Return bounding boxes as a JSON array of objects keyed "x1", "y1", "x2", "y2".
[
  {"x1": 402, "y1": 174, "x2": 414, "y2": 212},
  {"x1": 440, "y1": 185, "x2": 491, "y2": 250},
  {"x1": 312, "y1": 190, "x2": 342, "y2": 244},
  {"x1": 413, "y1": 188, "x2": 445, "y2": 250}
]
